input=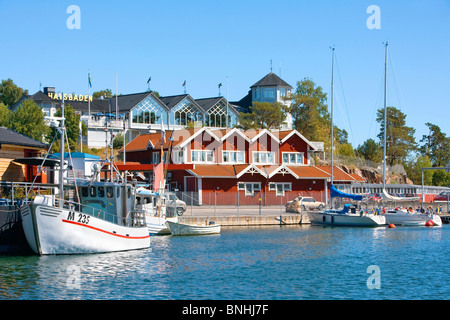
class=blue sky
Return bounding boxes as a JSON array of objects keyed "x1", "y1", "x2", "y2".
[{"x1": 1, "y1": 0, "x2": 449, "y2": 150}]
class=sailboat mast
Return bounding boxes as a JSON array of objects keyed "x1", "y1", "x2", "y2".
[
  {"x1": 330, "y1": 47, "x2": 335, "y2": 187},
  {"x1": 59, "y1": 94, "x2": 65, "y2": 207},
  {"x1": 383, "y1": 42, "x2": 388, "y2": 190}
]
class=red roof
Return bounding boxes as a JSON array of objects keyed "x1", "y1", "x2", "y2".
[
  {"x1": 287, "y1": 166, "x2": 331, "y2": 179},
  {"x1": 315, "y1": 165, "x2": 356, "y2": 182}
]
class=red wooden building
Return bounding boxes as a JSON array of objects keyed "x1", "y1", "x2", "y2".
[{"x1": 119, "y1": 127, "x2": 365, "y2": 205}]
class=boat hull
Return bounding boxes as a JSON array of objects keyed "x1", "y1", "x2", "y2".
[
  {"x1": 165, "y1": 220, "x2": 221, "y2": 236},
  {"x1": 385, "y1": 211, "x2": 442, "y2": 226},
  {"x1": 146, "y1": 216, "x2": 178, "y2": 235},
  {"x1": 20, "y1": 203, "x2": 150, "y2": 255},
  {"x1": 307, "y1": 211, "x2": 386, "y2": 227}
]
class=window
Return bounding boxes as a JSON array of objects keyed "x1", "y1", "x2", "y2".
[
  {"x1": 269, "y1": 182, "x2": 292, "y2": 196},
  {"x1": 253, "y1": 151, "x2": 275, "y2": 164},
  {"x1": 264, "y1": 88, "x2": 275, "y2": 98},
  {"x1": 238, "y1": 182, "x2": 261, "y2": 196},
  {"x1": 153, "y1": 151, "x2": 168, "y2": 164},
  {"x1": 191, "y1": 150, "x2": 214, "y2": 163},
  {"x1": 282, "y1": 152, "x2": 304, "y2": 165},
  {"x1": 174, "y1": 98, "x2": 202, "y2": 126},
  {"x1": 131, "y1": 96, "x2": 163, "y2": 125},
  {"x1": 222, "y1": 151, "x2": 244, "y2": 164},
  {"x1": 172, "y1": 150, "x2": 184, "y2": 164}
]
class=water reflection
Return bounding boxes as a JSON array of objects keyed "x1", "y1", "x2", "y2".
[{"x1": 1, "y1": 225, "x2": 449, "y2": 299}]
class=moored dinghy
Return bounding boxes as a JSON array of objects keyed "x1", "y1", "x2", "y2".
[{"x1": 165, "y1": 220, "x2": 221, "y2": 236}]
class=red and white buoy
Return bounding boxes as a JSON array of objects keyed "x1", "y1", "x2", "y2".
[
  {"x1": 425, "y1": 220, "x2": 435, "y2": 227},
  {"x1": 388, "y1": 223, "x2": 396, "y2": 228}
]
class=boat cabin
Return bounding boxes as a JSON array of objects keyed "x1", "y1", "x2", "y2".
[{"x1": 77, "y1": 181, "x2": 134, "y2": 224}]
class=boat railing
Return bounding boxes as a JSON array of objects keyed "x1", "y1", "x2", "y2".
[{"x1": 32, "y1": 195, "x2": 140, "y2": 228}]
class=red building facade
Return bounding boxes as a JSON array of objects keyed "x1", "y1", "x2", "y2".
[{"x1": 120, "y1": 127, "x2": 365, "y2": 205}]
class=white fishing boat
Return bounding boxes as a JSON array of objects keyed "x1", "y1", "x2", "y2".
[
  {"x1": 308, "y1": 204, "x2": 386, "y2": 227},
  {"x1": 20, "y1": 97, "x2": 150, "y2": 255},
  {"x1": 136, "y1": 188, "x2": 179, "y2": 235},
  {"x1": 21, "y1": 182, "x2": 150, "y2": 255},
  {"x1": 165, "y1": 220, "x2": 221, "y2": 236}
]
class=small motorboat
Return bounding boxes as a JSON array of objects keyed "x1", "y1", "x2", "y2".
[{"x1": 165, "y1": 220, "x2": 221, "y2": 236}]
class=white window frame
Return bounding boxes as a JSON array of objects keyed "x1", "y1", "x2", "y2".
[
  {"x1": 252, "y1": 151, "x2": 276, "y2": 165},
  {"x1": 191, "y1": 149, "x2": 214, "y2": 163},
  {"x1": 222, "y1": 150, "x2": 245, "y2": 164},
  {"x1": 269, "y1": 182, "x2": 292, "y2": 196},
  {"x1": 282, "y1": 152, "x2": 304, "y2": 165},
  {"x1": 238, "y1": 182, "x2": 261, "y2": 196}
]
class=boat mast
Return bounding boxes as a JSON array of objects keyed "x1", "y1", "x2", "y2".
[
  {"x1": 382, "y1": 42, "x2": 388, "y2": 191},
  {"x1": 330, "y1": 47, "x2": 335, "y2": 186},
  {"x1": 59, "y1": 94, "x2": 65, "y2": 208},
  {"x1": 330, "y1": 46, "x2": 335, "y2": 208}
]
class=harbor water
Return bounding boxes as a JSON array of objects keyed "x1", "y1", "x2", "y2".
[{"x1": 1, "y1": 224, "x2": 449, "y2": 300}]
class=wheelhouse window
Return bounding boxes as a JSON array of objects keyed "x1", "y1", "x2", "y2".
[
  {"x1": 282, "y1": 152, "x2": 304, "y2": 165},
  {"x1": 253, "y1": 151, "x2": 275, "y2": 164}
]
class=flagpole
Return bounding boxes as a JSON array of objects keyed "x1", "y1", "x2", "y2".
[
  {"x1": 226, "y1": 76, "x2": 229, "y2": 128},
  {"x1": 88, "y1": 71, "x2": 91, "y2": 118},
  {"x1": 115, "y1": 72, "x2": 118, "y2": 119}
]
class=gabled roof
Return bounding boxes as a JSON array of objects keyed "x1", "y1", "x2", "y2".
[
  {"x1": 109, "y1": 91, "x2": 167, "y2": 113},
  {"x1": 250, "y1": 72, "x2": 292, "y2": 89},
  {"x1": 158, "y1": 94, "x2": 204, "y2": 113},
  {"x1": 243, "y1": 128, "x2": 280, "y2": 143},
  {"x1": 195, "y1": 96, "x2": 239, "y2": 114},
  {"x1": 278, "y1": 130, "x2": 318, "y2": 150},
  {"x1": 0, "y1": 127, "x2": 48, "y2": 149},
  {"x1": 235, "y1": 164, "x2": 267, "y2": 178}
]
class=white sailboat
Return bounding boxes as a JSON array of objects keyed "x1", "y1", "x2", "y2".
[
  {"x1": 20, "y1": 96, "x2": 150, "y2": 255},
  {"x1": 307, "y1": 47, "x2": 386, "y2": 227},
  {"x1": 379, "y1": 43, "x2": 441, "y2": 227}
]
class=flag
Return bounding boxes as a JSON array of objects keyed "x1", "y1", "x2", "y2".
[
  {"x1": 147, "y1": 76, "x2": 151, "y2": 84},
  {"x1": 88, "y1": 73, "x2": 92, "y2": 88},
  {"x1": 153, "y1": 162, "x2": 164, "y2": 193},
  {"x1": 182, "y1": 80, "x2": 186, "y2": 87}
]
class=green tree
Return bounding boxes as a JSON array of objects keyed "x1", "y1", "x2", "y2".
[
  {"x1": 9, "y1": 100, "x2": 49, "y2": 142},
  {"x1": 336, "y1": 143, "x2": 355, "y2": 157},
  {"x1": 287, "y1": 78, "x2": 332, "y2": 149},
  {"x1": 47, "y1": 104, "x2": 87, "y2": 152},
  {"x1": 356, "y1": 138, "x2": 382, "y2": 163},
  {"x1": 376, "y1": 106, "x2": 416, "y2": 166},
  {"x1": 0, "y1": 79, "x2": 28, "y2": 107},
  {"x1": 420, "y1": 122, "x2": 450, "y2": 167},
  {"x1": 237, "y1": 101, "x2": 287, "y2": 130},
  {"x1": 0, "y1": 102, "x2": 10, "y2": 126},
  {"x1": 432, "y1": 170, "x2": 450, "y2": 187},
  {"x1": 404, "y1": 155, "x2": 433, "y2": 185},
  {"x1": 92, "y1": 89, "x2": 113, "y2": 99}
]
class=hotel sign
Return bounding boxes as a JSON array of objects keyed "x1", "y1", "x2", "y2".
[{"x1": 47, "y1": 92, "x2": 92, "y2": 102}]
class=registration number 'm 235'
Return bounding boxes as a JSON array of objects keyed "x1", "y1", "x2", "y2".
[{"x1": 67, "y1": 211, "x2": 90, "y2": 225}]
